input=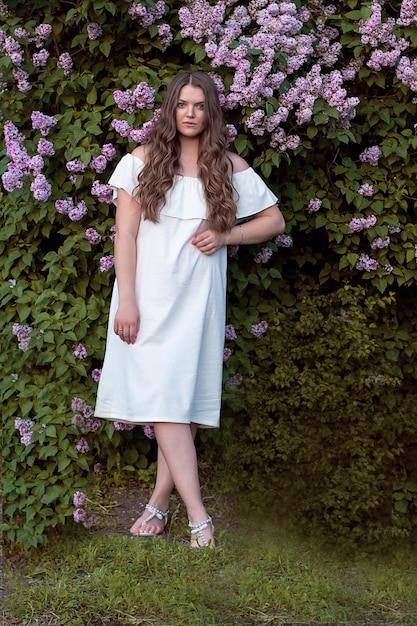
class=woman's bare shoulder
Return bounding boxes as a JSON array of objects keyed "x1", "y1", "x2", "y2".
[
  {"x1": 227, "y1": 151, "x2": 250, "y2": 174},
  {"x1": 132, "y1": 144, "x2": 149, "y2": 162}
]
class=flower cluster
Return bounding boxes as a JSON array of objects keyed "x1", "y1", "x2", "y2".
[
  {"x1": 113, "y1": 82, "x2": 155, "y2": 114},
  {"x1": 127, "y1": 0, "x2": 165, "y2": 27},
  {"x1": 357, "y1": 183, "x2": 374, "y2": 197},
  {"x1": 15, "y1": 417, "x2": 35, "y2": 446},
  {"x1": 307, "y1": 198, "x2": 322, "y2": 213},
  {"x1": 227, "y1": 373, "x2": 243, "y2": 388},
  {"x1": 87, "y1": 23, "x2": 102, "y2": 40},
  {"x1": 113, "y1": 421, "x2": 136, "y2": 431},
  {"x1": 348, "y1": 215, "x2": 377, "y2": 233},
  {"x1": 73, "y1": 343, "x2": 88, "y2": 359},
  {"x1": 72, "y1": 491, "x2": 100, "y2": 529},
  {"x1": 371, "y1": 236, "x2": 390, "y2": 250},
  {"x1": 71, "y1": 397, "x2": 101, "y2": 441},
  {"x1": 254, "y1": 247, "x2": 273, "y2": 263},
  {"x1": 275, "y1": 234, "x2": 293, "y2": 248},
  {"x1": 225, "y1": 324, "x2": 237, "y2": 340},
  {"x1": 99, "y1": 255, "x2": 115, "y2": 272},
  {"x1": 12, "y1": 323, "x2": 33, "y2": 352},
  {"x1": 177, "y1": 0, "x2": 362, "y2": 149},
  {"x1": 359, "y1": 145, "x2": 382, "y2": 166},
  {"x1": 356, "y1": 253, "x2": 378, "y2": 272},
  {"x1": 251, "y1": 321, "x2": 268, "y2": 338}
]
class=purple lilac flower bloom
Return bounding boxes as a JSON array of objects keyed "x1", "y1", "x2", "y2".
[
  {"x1": 32, "y1": 49, "x2": 49, "y2": 67},
  {"x1": 99, "y1": 255, "x2": 115, "y2": 272},
  {"x1": 73, "y1": 508, "x2": 87, "y2": 522},
  {"x1": 91, "y1": 368, "x2": 102, "y2": 382},
  {"x1": 227, "y1": 244, "x2": 239, "y2": 257},
  {"x1": 101, "y1": 143, "x2": 116, "y2": 160},
  {"x1": 225, "y1": 324, "x2": 237, "y2": 340},
  {"x1": 13, "y1": 68, "x2": 31, "y2": 92},
  {"x1": 12, "y1": 323, "x2": 33, "y2": 351},
  {"x1": 73, "y1": 491, "x2": 86, "y2": 507},
  {"x1": 30, "y1": 174, "x2": 51, "y2": 201},
  {"x1": 31, "y1": 111, "x2": 57, "y2": 135},
  {"x1": 359, "y1": 145, "x2": 382, "y2": 166},
  {"x1": 307, "y1": 198, "x2": 322, "y2": 212},
  {"x1": 71, "y1": 397, "x2": 86, "y2": 412},
  {"x1": 66, "y1": 159, "x2": 86, "y2": 173},
  {"x1": 72, "y1": 414, "x2": 85, "y2": 429},
  {"x1": 228, "y1": 373, "x2": 243, "y2": 388},
  {"x1": 357, "y1": 183, "x2": 374, "y2": 197},
  {"x1": 251, "y1": 321, "x2": 268, "y2": 338},
  {"x1": 86, "y1": 228, "x2": 102, "y2": 244},
  {"x1": 15, "y1": 417, "x2": 35, "y2": 445},
  {"x1": 55, "y1": 198, "x2": 74, "y2": 215},
  {"x1": 87, "y1": 22, "x2": 103, "y2": 40},
  {"x1": 91, "y1": 155, "x2": 107, "y2": 173},
  {"x1": 275, "y1": 234, "x2": 293, "y2": 247},
  {"x1": 223, "y1": 348, "x2": 232, "y2": 361},
  {"x1": 254, "y1": 247, "x2": 273, "y2": 263},
  {"x1": 83, "y1": 418, "x2": 101, "y2": 433},
  {"x1": 68, "y1": 201, "x2": 88, "y2": 221},
  {"x1": 75, "y1": 438, "x2": 89, "y2": 453},
  {"x1": 29, "y1": 155, "x2": 44, "y2": 176},
  {"x1": 37, "y1": 138, "x2": 55, "y2": 156},
  {"x1": 371, "y1": 236, "x2": 390, "y2": 250},
  {"x1": 2, "y1": 168, "x2": 24, "y2": 192},
  {"x1": 73, "y1": 343, "x2": 88, "y2": 359},
  {"x1": 35, "y1": 24, "x2": 52, "y2": 45},
  {"x1": 356, "y1": 254, "x2": 378, "y2": 272},
  {"x1": 114, "y1": 422, "x2": 136, "y2": 431},
  {"x1": 143, "y1": 425, "x2": 156, "y2": 439},
  {"x1": 91, "y1": 181, "x2": 113, "y2": 203},
  {"x1": 57, "y1": 52, "x2": 73, "y2": 76},
  {"x1": 362, "y1": 215, "x2": 377, "y2": 229},
  {"x1": 158, "y1": 23, "x2": 173, "y2": 50}
]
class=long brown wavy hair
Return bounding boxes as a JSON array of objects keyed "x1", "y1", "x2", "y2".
[{"x1": 135, "y1": 71, "x2": 237, "y2": 233}]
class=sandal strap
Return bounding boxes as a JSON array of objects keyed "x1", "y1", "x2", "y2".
[
  {"x1": 188, "y1": 516, "x2": 214, "y2": 547},
  {"x1": 144, "y1": 503, "x2": 169, "y2": 525}
]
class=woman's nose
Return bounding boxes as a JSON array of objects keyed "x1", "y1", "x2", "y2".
[{"x1": 186, "y1": 106, "x2": 195, "y2": 117}]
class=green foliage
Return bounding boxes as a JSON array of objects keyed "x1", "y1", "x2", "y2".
[
  {"x1": 1, "y1": 0, "x2": 417, "y2": 548},
  {"x1": 219, "y1": 285, "x2": 417, "y2": 543}
]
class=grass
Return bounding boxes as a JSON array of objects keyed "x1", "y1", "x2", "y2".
[{"x1": 3, "y1": 498, "x2": 417, "y2": 626}]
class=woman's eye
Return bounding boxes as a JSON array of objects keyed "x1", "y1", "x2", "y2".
[
  {"x1": 197, "y1": 103, "x2": 205, "y2": 110},
  {"x1": 177, "y1": 102, "x2": 185, "y2": 108}
]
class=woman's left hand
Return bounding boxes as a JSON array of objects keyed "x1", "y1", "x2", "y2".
[{"x1": 191, "y1": 228, "x2": 226, "y2": 255}]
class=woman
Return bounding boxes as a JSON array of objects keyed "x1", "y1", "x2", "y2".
[{"x1": 95, "y1": 71, "x2": 285, "y2": 547}]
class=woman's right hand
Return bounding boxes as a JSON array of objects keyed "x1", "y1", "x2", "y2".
[{"x1": 114, "y1": 301, "x2": 140, "y2": 345}]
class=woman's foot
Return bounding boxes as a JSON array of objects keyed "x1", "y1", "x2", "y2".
[
  {"x1": 130, "y1": 503, "x2": 169, "y2": 537},
  {"x1": 189, "y1": 516, "x2": 215, "y2": 548}
]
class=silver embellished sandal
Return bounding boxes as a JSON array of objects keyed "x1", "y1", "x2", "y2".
[
  {"x1": 132, "y1": 503, "x2": 169, "y2": 537},
  {"x1": 188, "y1": 516, "x2": 215, "y2": 547}
]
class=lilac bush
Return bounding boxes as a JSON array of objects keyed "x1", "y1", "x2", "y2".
[{"x1": 1, "y1": 0, "x2": 417, "y2": 547}]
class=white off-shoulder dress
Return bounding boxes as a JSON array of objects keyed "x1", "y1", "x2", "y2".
[{"x1": 94, "y1": 154, "x2": 278, "y2": 428}]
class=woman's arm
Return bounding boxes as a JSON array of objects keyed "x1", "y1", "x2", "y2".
[
  {"x1": 192, "y1": 204, "x2": 285, "y2": 256},
  {"x1": 225, "y1": 204, "x2": 285, "y2": 246},
  {"x1": 113, "y1": 188, "x2": 141, "y2": 344}
]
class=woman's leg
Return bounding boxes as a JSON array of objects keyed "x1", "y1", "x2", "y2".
[
  {"x1": 153, "y1": 422, "x2": 214, "y2": 547},
  {"x1": 130, "y1": 424, "x2": 199, "y2": 536},
  {"x1": 130, "y1": 444, "x2": 174, "y2": 535}
]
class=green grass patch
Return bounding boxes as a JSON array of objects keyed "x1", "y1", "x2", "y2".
[{"x1": 4, "y1": 511, "x2": 417, "y2": 626}]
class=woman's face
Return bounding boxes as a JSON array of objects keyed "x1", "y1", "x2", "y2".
[{"x1": 175, "y1": 85, "x2": 206, "y2": 137}]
